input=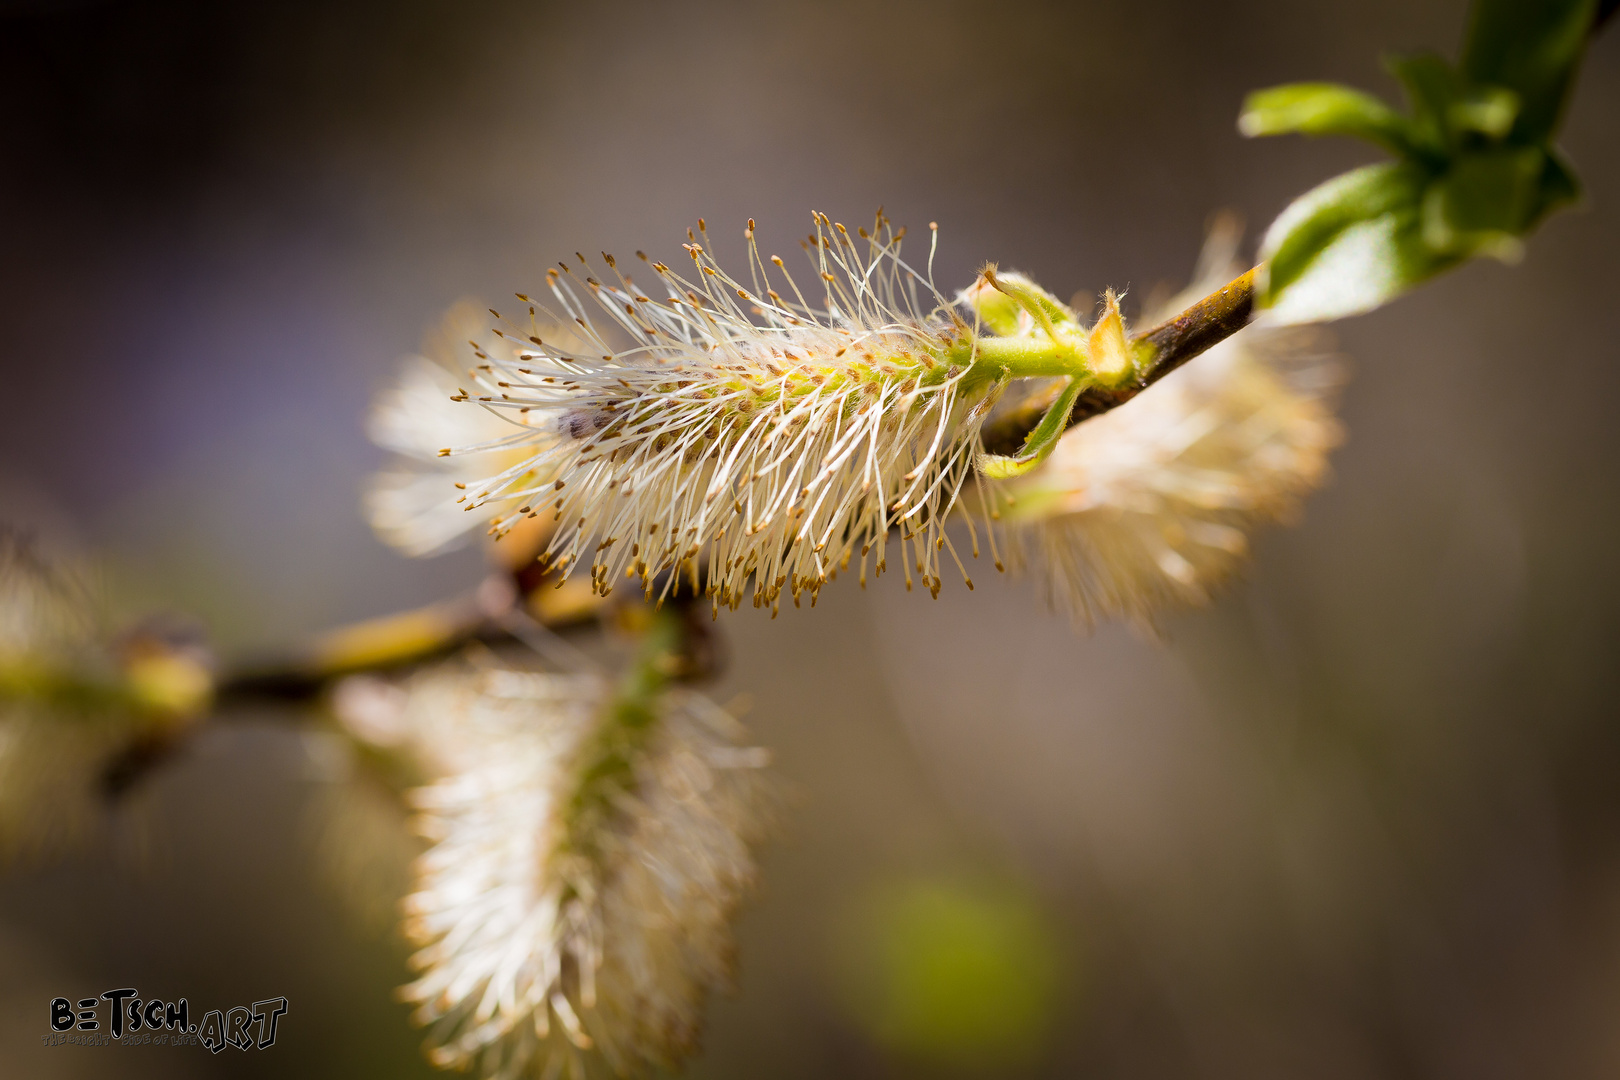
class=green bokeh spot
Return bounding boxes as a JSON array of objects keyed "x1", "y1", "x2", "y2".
[{"x1": 834, "y1": 874, "x2": 1064, "y2": 1069}]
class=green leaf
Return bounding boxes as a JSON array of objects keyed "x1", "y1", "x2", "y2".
[
  {"x1": 1260, "y1": 163, "x2": 1421, "y2": 297},
  {"x1": 1447, "y1": 85, "x2": 1521, "y2": 139},
  {"x1": 977, "y1": 378, "x2": 1085, "y2": 479},
  {"x1": 1238, "y1": 83, "x2": 1416, "y2": 155},
  {"x1": 1258, "y1": 162, "x2": 1456, "y2": 323},
  {"x1": 1419, "y1": 145, "x2": 1582, "y2": 260},
  {"x1": 1422, "y1": 147, "x2": 1546, "y2": 257},
  {"x1": 1529, "y1": 146, "x2": 1583, "y2": 222},
  {"x1": 1385, "y1": 53, "x2": 1526, "y2": 148},
  {"x1": 1243, "y1": 0, "x2": 1596, "y2": 325},
  {"x1": 1384, "y1": 53, "x2": 1465, "y2": 157},
  {"x1": 1462, "y1": 0, "x2": 1596, "y2": 142}
]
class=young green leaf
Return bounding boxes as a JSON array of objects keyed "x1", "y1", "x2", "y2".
[
  {"x1": 1384, "y1": 53, "x2": 1465, "y2": 158},
  {"x1": 1447, "y1": 85, "x2": 1521, "y2": 139},
  {"x1": 1258, "y1": 162, "x2": 1455, "y2": 323},
  {"x1": 1462, "y1": 0, "x2": 1596, "y2": 142},
  {"x1": 1531, "y1": 146, "x2": 1583, "y2": 221},
  {"x1": 978, "y1": 377, "x2": 1086, "y2": 479},
  {"x1": 1421, "y1": 146, "x2": 1544, "y2": 258},
  {"x1": 1244, "y1": 0, "x2": 1597, "y2": 323},
  {"x1": 1238, "y1": 83, "x2": 1416, "y2": 156}
]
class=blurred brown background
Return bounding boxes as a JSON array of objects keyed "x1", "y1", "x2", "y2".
[{"x1": 2, "y1": 0, "x2": 1618, "y2": 1076}]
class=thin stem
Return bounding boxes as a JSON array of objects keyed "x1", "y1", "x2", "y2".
[
  {"x1": 210, "y1": 588, "x2": 535, "y2": 708},
  {"x1": 956, "y1": 333, "x2": 1089, "y2": 383},
  {"x1": 98, "y1": 571, "x2": 719, "y2": 799},
  {"x1": 980, "y1": 267, "x2": 1258, "y2": 456}
]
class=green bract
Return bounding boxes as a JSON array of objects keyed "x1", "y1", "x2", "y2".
[{"x1": 1241, "y1": 0, "x2": 1596, "y2": 322}]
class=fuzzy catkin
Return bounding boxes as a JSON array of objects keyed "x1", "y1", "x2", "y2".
[
  {"x1": 366, "y1": 302, "x2": 569, "y2": 557},
  {"x1": 392, "y1": 663, "x2": 771, "y2": 1079},
  {"x1": 996, "y1": 297, "x2": 1343, "y2": 628},
  {"x1": 0, "y1": 532, "x2": 127, "y2": 859},
  {"x1": 414, "y1": 214, "x2": 1000, "y2": 612}
]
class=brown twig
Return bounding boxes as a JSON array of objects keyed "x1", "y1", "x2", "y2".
[
  {"x1": 98, "y1": 570, "x2": 719, "y2": 799},
  {"x1": 981, "y1": 267, "x2": 1258, "y2": 456}
]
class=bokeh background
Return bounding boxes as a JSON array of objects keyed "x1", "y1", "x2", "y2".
[{"x1": 2, "y1": 0, "x2": 1618, "y2": 1076}]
